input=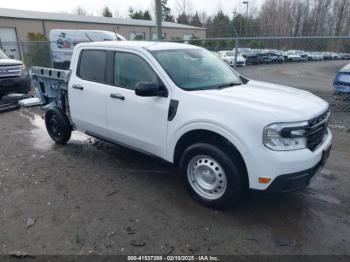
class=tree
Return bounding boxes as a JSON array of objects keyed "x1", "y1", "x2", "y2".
[
  {"x1": 161, "y1": 0, "x2": 175, "y2": 22},
  {"x1": 190, "y1": 11, "x2": 202, "y2": 27},
  {"x1": 207, "y1": 11, "x2": 231, "y2": 38},
  {"x1": 175, "y1": 0, "x2": 192, "y2": 16},
  {"x1": 177, "y1": 12, "x2": 190, "y2": 25},
  {"x1": 129, "y1": 7, "x2": 152, "y2": 20},
  {"x1": 102, "y1": 6, "x2": 113, "y2": 17},
  {"x1": 143, "y1": 10, "x2": 152, "y2": 20},
  {"x1": 73, "y1": 6, "x2": 87, "y2": 16},
  {"x1": 26, "y1": 33, "x2": 50, "y2": 67}
]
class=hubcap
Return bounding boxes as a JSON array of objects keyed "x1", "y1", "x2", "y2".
[{"x1": 187, "y1": 155, "x2": 227, "y2": 200}]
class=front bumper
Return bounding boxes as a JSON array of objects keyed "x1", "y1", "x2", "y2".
[
  {"x1": 245, "y1": 128, "x2": 332, "y2": 191},
  {"x1": 261, "y1": 145, "x2": 331, "y2": 193},
  {"x1": 0, "y1": 75, "x2": 31, "y2": 95}
]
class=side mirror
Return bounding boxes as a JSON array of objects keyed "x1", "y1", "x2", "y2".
[{"x1": 135, "y1": 81, "x2": 167, "y2": 97}]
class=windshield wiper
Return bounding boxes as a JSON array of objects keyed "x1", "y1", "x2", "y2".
[{"x1": 215, "y1": 82, "x2": 242, "y2": 89}]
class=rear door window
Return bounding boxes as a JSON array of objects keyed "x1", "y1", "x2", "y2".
[{"x1": 77, "y1": 50, "x2": 107, "y2": 83}]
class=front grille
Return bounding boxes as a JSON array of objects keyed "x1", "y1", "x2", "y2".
[
  {"x1": 0, "y1": 65, "x2": 22, "y2": 78},
  {"x1": 306, "y1": 109, "x2": 330, "y2": 151}
]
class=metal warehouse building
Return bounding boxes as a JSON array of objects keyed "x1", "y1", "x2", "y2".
[{"x1": 0, "y1": 8, "x2": 205, "y2": 59}]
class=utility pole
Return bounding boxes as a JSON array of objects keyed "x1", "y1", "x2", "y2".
[
  {"x1": 155, "y1": 0, "x2": 163, "y2": 41},
  {"x1": 243, "y1": 1, "x2": 249, "y2": 36}
]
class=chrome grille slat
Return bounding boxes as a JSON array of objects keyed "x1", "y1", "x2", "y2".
[
  {"x1": 306, "y1": 109, "x2": 330, "y2": 151},
  {"x1": 0, "y1": 65, "x2": 22, "y2": 78}
]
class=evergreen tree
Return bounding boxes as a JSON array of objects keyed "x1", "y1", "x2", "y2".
[
  {"x1": 191, "y1": 11, "x2": 202, "y2": 27},
  {"x1": 177, "y1": 12, "x2": 190, "y2": 25},
  {"x1": 102, "y1": 6, "x2": 113, "y2": 17}
]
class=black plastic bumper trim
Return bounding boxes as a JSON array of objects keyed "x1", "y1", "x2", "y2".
[{"x1": 253, "y1": 146, "x2": 332, "y2": 194}]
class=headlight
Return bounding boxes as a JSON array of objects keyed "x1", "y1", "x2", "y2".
[
  {"x1": 263, "y1": 121, "x2": 309, "y2": 151},
  {"x1": 21, "y1": 64, "x2": 28, "y2": 76}
]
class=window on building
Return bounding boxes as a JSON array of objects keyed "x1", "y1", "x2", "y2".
[
  {"x1": 129, "y1": 32, "x2": 146, "y2": 40},
  {"x1": 152, "y1": 33, "x2": 167, "y2": 40}
]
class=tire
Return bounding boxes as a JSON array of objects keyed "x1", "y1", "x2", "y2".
[
  {"x1": 45, "y1": 107, "x2": 72, "y2": 144},
  {"x1": 179, "y1": 143, "x2": 244, "y2": 209}
]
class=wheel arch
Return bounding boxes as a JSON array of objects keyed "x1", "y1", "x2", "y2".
[{"x1": 172, "y1": 128, "x2": 249, "y2": 189}]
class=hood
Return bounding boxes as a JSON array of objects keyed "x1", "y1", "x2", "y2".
[
  {"x1": 192, "y1": 80, "x2": 328, "y2": 122},
  {"x1": 0, "y1": 58, "x2": 23, "y2": 66}
]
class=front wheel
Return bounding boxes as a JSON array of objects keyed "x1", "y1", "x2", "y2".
[
  {"x1": 45, "y1": 107, "x2": 72, "y2": 144},
  {"x1": 180, "y1": 143, "x2": 244, "y2": 209}
]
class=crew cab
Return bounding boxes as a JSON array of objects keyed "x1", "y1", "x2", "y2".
[
  {"x1": 0, "y1": 49, "x2": 31, "y2": 97},
  {"x1": 28, "y1": 41, "x2": 332, "y2": 208}
]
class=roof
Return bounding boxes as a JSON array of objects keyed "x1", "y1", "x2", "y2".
[
  {"x1": 0, "y1": 8, "x2": 204, "y2": 30},
  {"x1": 78, "y1": 41, "x2": 201, "y2": 51}
]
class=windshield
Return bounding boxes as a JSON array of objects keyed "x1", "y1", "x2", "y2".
[
  {"x1": 151, "y1": 48, "x2": 241, "y2": 91},
  {"x1": 0, "y1": 49, "x2": 8, "y2": 59}
]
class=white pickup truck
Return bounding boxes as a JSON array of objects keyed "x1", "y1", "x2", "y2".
[{"x1": 29, "y1": 41, "x2": 332, "y2": 208}]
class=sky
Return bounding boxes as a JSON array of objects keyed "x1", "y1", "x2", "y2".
[{"x1": 1, "y1": 0, "x2": 262, "y2": 18}]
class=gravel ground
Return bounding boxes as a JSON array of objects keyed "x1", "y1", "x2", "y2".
[{"x1": 0, "y1": 61, "x2": 349, "y2": 256}]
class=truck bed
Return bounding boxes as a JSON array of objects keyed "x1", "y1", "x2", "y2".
[{"x1": 30, "y1": 66, "x2": 70, "y2": 110}]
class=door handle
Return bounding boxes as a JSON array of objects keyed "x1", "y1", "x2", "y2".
[
  {"x1": 72, "y1": 84, "x2": 84, "y2": 90},
  {"x1": 110, "y1": 93, "x2": 125, "y2": 100}
]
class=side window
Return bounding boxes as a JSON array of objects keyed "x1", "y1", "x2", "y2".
[
  {"x1": 114, "y1": 52, "x2": 158, "y2": 90},
  {"x1": 77, "y1": 50, "x2": 107, "y2": 83}
]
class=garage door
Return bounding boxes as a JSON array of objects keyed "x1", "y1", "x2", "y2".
[{"x1": 0, "y1": 28, "x2": 20, "y2": 60}]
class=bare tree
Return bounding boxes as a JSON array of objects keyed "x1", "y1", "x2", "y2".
[
  {"x1": 175, "y1": 0, "x2": 192, "y2": 16},
  {"x1": 73, "y1": 6, "x2": 88, "y2": 16}
]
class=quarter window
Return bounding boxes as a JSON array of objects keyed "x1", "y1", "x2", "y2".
[
  {"x1": 78, "y1": 50, "x2": 107, "y2": 83},
  {"x1": 114, "y1": 52, "x2": 158, "y2": 90}
]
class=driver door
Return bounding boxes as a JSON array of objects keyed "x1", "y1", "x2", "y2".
[{"x1": 106, "y1": 51, "x2": 170, "y2": 157}]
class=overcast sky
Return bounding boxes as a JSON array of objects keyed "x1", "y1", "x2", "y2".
[{"x1": 2, "y1": 0, "x2": 262, "y2": 18}]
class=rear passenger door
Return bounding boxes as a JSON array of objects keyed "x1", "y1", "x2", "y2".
[{"x1": 69, "y1": 49, "x2": 112, "y2": 137}]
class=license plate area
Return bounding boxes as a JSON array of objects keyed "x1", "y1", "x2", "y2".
[{"x1": 0, "y1": 79, "x2": 15, "y2": 87}]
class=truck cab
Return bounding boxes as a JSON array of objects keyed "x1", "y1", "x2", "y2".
[{"x1": 30, "y1": 41, "x2": 332, "y2": 208}]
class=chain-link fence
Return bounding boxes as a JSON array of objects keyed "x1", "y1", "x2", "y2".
[{"x1": 1, "y1": 36, "x2": 350, "y2": 117}]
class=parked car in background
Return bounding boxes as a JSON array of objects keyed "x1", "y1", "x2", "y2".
[
  {"x1": 322, "y1": 52, "x2": 333, "y2": 60},
  {"x1": 306, "y1": 52, "x2": 321, "y2": 61},
  {"x1": 50, "y1": 29, "x2": 126, "y2": 69},
  {"x1": 331, "y1": 52, "x2": 341, "y2": 60},
  {"x1": 217, "y1": 50, "x2": 246, "y2": 67},
  {"x1": 286, "y1": 51, "x2": 303, "y2": 62},
  {"x1": 263, "y1": 51, "x2": 285, "y2": 63},
  {"x1": 333, "y1": 63, "x2": 350, "y2": 94},
  {"x1": 339, "y1": 53, "x2": 350, "y2": 60},
  {"x1": 0, "y1": 49, "x2": 31, "y2": 97},
  {"x1": 240, "y1": 50, "x2": 261, "y2": 65}
]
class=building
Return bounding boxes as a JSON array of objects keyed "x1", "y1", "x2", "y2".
[{"x1": 0, "y1": 8, "x2": 206, "y2": 59}]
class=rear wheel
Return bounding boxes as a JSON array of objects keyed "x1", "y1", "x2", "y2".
[
  {"x1": 45, "y1": 107, "x2": 72, "y2": 144},
  {"x1": 180, "y1": 143, "x2": 244, "y2": 209}
]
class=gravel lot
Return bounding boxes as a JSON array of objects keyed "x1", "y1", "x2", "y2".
[{"x1": 0, "y1": 61, "x2": 349, "y2": 256}]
